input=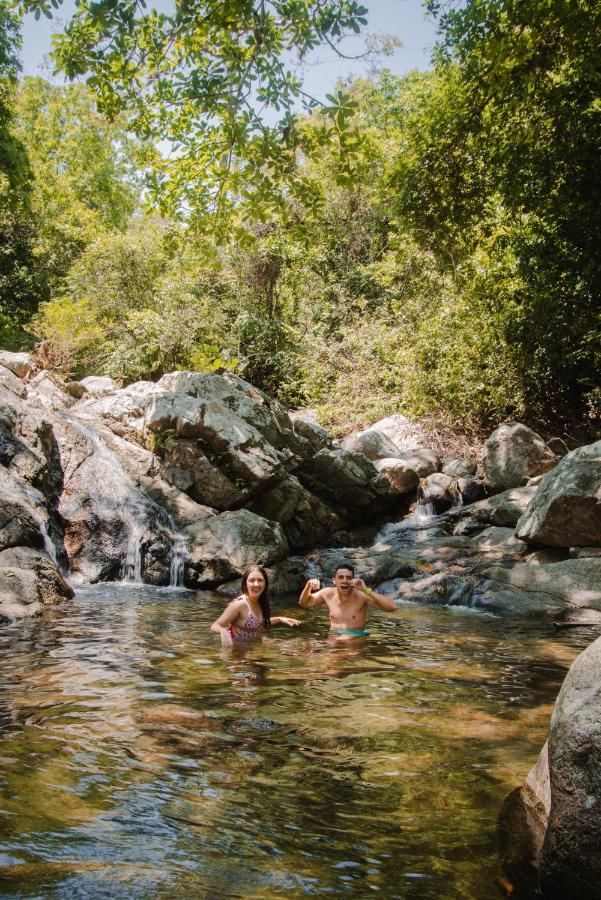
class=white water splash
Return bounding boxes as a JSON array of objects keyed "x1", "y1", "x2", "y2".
[
  {"x1": 39, "y1": 520, "x2": 58, "y2": 565},
  {"x1": 169, "y1": 532, "x2": 187, "y2": 588},
  {"x1": 121, "y1": 515, "x2": 144, "y2": 584}
]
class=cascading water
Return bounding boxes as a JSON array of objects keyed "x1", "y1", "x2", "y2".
[
  {"x1": 168, "y1": 532, "x2": 187, "y2": 588},
  {"x1": 411, "y1": 479, "x2": 436, "y2": 522},
  {"x1": 39, "y1": 520, "x2": 58, "y2": 566},
  {"x1": 121, "y1": 514, "x2": 144, "y2": 584}
]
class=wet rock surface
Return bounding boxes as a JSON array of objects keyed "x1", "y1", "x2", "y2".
[
  {"x1": 502, "y1": 638, "x2": 601, "y2": 899},
  {"x1": 0, "y1": 367, "x2": 405, "y2": 602}
]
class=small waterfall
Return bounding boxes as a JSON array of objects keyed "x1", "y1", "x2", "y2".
[
  {"x1": 169, "y1": 532, "x2": 187, "y2": 588},
  {"x1": 121, "y1": 515, "x2": 144, "y2": 584},
  {"x1": 412, "y1": 480, "x2": 436, "y2": 522},
  {"x1": 39, "y1": 520, "x2": 58, "y2": 565},
  {"x1": 449, "y1": 480, "x2": 463, "y2": 510}
]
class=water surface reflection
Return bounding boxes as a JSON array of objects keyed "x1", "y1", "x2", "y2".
[{"x1": 0, "y1": 587, "x2": 594, "y2": 898}]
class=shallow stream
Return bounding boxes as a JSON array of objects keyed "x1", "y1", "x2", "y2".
[{"x1": 0, "y1": 587, "x2": 594, "y2": 898}]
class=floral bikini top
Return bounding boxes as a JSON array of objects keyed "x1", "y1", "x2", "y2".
[{"x1": 229, "y1": 604, "x2": 265, "y2": 642}]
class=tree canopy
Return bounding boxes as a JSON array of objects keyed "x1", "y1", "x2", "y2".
[{"x1": 18, "y1": 0, "x2": 372, "y2": 233}]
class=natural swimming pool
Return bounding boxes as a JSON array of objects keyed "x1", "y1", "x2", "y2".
[{"x1": 0, "y1": 586, "x2": 593, "y2": 898}]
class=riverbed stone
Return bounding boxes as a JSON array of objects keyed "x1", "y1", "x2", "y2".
[
  {"x1": 453, "y1": 485, "x2": 537, "y2": 530},
  {"x1": 249, "y1": 474, "x2": 342, "y2": 550},
  {"x1": 298, "y1": 447, "x2": 399, "y2": 511},
  {"x1": 456, "y1": 476, "x2": 487, "y2": 506},
  {"x1": 482, "y1": 559, "x2": 601, "y2": 610},
  {"x1": 392, "y1": 447, "x2": 439, "y2": 478},
  {"x1": 538, "y1": 636, "x2": 601, "y2": 897},
  {"x1": 0, "y1": 465, "x2": 46, "y2": 552},
  {"x1": 364, "y1": 414, "x2": 431, "y2": 451},
  {"x1": 0, "y1": 364, "x2": 27, "y2": 399},
  {"x1": 482, "y1": 422, "x2": 557, "y2": 492},
  {"x1": 0, "y1": 546, "x2": 73, "y2": 619},
  {"x1": 184, "y1": 509, "x2": 288, "y2": 586},
  {"x1": 442, "y1": 458, "x2": 477, "y2": 478},
  {"x1": 0, "y1": 351, "x2": 32, "y2": 379},
  {"x1": 516, "y1": 440, "x2": 601, "y2": 548},
  {"x1": 341, "y1": 429, "x2": 403, "y2": 461},
  {"x1": 373, "y1": 458, "x2": 420, "y2": 494},
  {"x1": 28, "y1": 370, "x2": 74, "y2": 411},
  {"x1": 423, "y1": 472, "x2": 461, "y2": 512},
  {"x1": 79, "y1": 375, "x2": 118, "y2": 396}
]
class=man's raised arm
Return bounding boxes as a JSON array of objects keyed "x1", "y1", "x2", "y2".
[
  {"x1": 299, "y1": 578, "x2": 325, "y2": 608},
  {"x1": 353, "y1": 578, "x2": 396, "y2": 612}
]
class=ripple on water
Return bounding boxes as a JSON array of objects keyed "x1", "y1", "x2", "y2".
[{"x1": 0, "y1": 587, "x2": 595, "y2": 898}]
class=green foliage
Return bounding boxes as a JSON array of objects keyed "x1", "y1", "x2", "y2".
[
  {"x1": 13, "y1": 77, "x2": 143, "y2": 296},
  {"x1": 17, "y1": 0, "x2": 371, "y2": 232},
  {"x1": 34, "y1": 224, "x2": 236, "y2": 380},
  {"x1": 0, "y1": 2, "x2": 39, "y2": 343},
  {"x1": 13, "y1": 1, "x2": 601, "y2": 442}
]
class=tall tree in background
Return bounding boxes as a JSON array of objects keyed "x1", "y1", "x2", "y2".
[
  {"x1": 407, "y1": 0, "x2": 601, "y2": 426},
  {"x1": 13, "y1": 77, "x2": 143, "y2": 296},
  {"x1": 0, "y1": 1, "x2": 38, "y2": 346}
]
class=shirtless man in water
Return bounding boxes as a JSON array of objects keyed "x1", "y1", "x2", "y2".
[{"x1": 299, "y1": 565, "x2": 396, "y2": 638}]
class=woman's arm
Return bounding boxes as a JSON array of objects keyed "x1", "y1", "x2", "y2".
[
  {"x1": 210, "y1": 598, "x2": 243, "y2": 647},
  {"x1": 270, "y1": 616, "x2": 302, "y2": 627}
]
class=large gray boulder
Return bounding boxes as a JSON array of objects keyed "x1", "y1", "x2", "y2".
[
  {"x1": 442, "y1": 457, "x2": 477, "y2": 478},
  {"x1": 516, "y1": 440, "x2": 601, "y2": 548},
  {"x1": 341, "y1": 428, "x2": 402, "y2": 461},
  {"x1": 482, "y1": 422, "x2": 556, "y2": 492},
  {"x1": 27, "y1": 370, "x2": 75, "y2": 411},
  {"x1": 0, "y1": 364, "x2": 27, "y2": 399},
  {"x1": 0, "y1": 546, "x2": 73, "y2": 619},
  {"x1": 298, "y1": 448, "x2": 398, "y2": 511},
  {"x1": 78, "y1": 375, "x2": 118, "y2": 396},
  {"x1": 364, "y1": 414, "x2": 430, "y2": 451},
  {"x1": 454, "y1": 485, "x2": 537, "y2": 530},
  {"x1": 373, "y1": 458, "x2": 420, "y2": 494},
  {"x1": 0, "y1": 351, "x2": 33, "y2": 379},
  {"x1": 184, "y1": 509, "x2": 288, "y2": 586},
  {"x1": 0, "y1": 466, "x2": 50, "y2": 553},
  {"x1": 504, "y1": 638, "x2": 601, "y2": 898},
  {"x1": 423, "y1": 472, "x2": 462, "y2": 512},
  {"x1": 392, "y1": 447, "x2": 439, "y2": 478},
  {"x1": 249, "y1": 474, "x2": 341, "y2": 550},
  {"x1": 482, "y1": 558, "x2": 601, "y2": 611},
  {"x1": 539, "y1": 636, "x2": 601, "y2": 897}
]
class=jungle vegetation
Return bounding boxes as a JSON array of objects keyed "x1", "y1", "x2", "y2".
[{"x1": 1, "y1": 0, "x2": 600, "y2": 438}]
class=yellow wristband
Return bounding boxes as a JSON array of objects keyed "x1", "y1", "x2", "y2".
[{"x1": 365, "y1": 587, "x2": 373, "y2": 595}]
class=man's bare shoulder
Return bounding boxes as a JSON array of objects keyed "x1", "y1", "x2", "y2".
[{"x1": 319, "y1": 587, "x2": 337, "y2": 601}]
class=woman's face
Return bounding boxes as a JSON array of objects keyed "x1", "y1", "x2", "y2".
[{"x1": 245, "y1": 570, "x2": 266, "y2": 598}]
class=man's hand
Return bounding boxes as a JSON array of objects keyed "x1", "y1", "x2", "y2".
[
  {"x1": 352, "y1": 577, "x2": 369, "y2": 593},
  {"x1": 299, "y1": 578, "x2": 324, "y2": 608}
]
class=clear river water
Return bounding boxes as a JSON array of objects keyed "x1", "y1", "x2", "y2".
[{"x1": 0, "y1": 586, "x2": 594, "y2": 899}]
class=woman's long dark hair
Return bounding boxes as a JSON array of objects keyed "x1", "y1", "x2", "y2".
[{"x1": 240, "y1": 565, "x2": 271, "y2": 627}]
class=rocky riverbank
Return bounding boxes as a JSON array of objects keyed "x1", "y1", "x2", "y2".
[{"x1": 1, "y1": 350, "x2": 599, "y2": 622}]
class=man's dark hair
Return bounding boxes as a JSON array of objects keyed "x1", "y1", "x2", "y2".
[{"x1": 334, "y1": 564, "x2": 355, "y2": 576}]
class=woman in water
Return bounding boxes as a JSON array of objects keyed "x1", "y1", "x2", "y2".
[{"x1": 210, "y1": 565, "x2": 301, "y2": 647}]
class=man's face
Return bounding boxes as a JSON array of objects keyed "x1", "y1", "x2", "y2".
[{"x1": 333, "y1": 568, "x2": 354, "y2": 597}]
